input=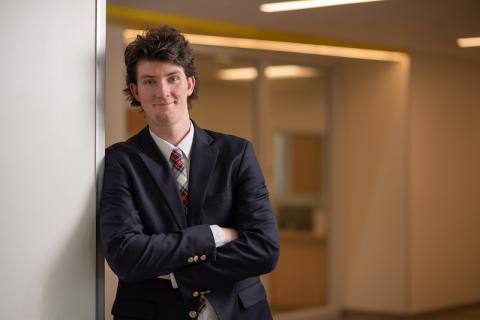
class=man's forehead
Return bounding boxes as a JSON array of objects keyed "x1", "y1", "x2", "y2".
[{"x1": 136, "y1": 60, "x2": 184, "y2": 76}]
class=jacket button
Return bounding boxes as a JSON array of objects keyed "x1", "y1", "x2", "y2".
[
  {"x1": 193, "y1": 291, "x2": 199, "y2": 298},
  {"x1": 200, "y1": 254, "x2": 207, "y2": 261},
  {"x1": 189, "y1": 310, "x2": 198, "y2": 318},
  {"x1": 193, "y1": 255, "x2": 199, "y2": 262},
  {"x1": 187, "y1": 257, "x2": 194, "y2": 263}
]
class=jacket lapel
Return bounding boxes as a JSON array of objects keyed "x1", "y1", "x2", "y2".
[
  {"x1": 187, "y1": 123, "x2": 218, "y2": 226},
  {"x1": 136, "y1": 127, "x2": 187, "y2": 229}
]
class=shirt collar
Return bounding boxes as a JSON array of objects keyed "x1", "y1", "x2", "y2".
[{"x1": 149, "y1": 121, "x2": 194, "y2": 160}]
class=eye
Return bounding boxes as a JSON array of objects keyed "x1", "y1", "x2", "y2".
[
  {"x1": 167, "y1": 75, "x2": 181, "y2": 83},
  {"x1": 143, "y1": 78, "x2": 156, "y2": 85}
]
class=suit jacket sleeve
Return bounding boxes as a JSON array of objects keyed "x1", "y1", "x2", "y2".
[
  {"x1": 173, "y1": 141, "x2": 280, "y2": 299},
  {"x1": 100, "y1": 147, "x2": 217, "y2": 283}
]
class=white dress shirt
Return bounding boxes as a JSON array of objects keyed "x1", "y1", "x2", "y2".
[{"x1": 149, "y1": 122, "x2": 221, "y2": 320}]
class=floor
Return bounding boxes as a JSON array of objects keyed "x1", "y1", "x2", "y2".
[
  {"x1": 273, "y1": 304, "x2": 480, "y2": 320},
  {"x1": 338, "y1": 304, "x2": 480, "y2": 320}
]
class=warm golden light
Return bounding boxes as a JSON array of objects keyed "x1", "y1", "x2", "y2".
[
  {"x1": 124, "y1": 29, "x2": 141, "y2": 43},
  {"x1": 457, "y1": 37, "x2": 480, "y2": 48},
  {"x1": 265, "y1": 65, "x2": 319, "y2": 79},
  {"x1": 217, "y1": 67, "x2": 258, "y2": 81},
  {"x1": 260, "y1": 0, "x2": 384, "y2": 12},
  {"x1": 217, "y1": 65, "x2": 320, "y2": 81},
  {"x1": 123, "y1": 29, "x2": 409, "y2": 62}
]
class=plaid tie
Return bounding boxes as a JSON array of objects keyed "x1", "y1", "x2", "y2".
[
  {"x1": 170, "y1": 149, "x2": 205, "y2": 313},
  {"x1": 169, "y1": 148, "x2": 189, "y2": 206},
  {"x1": 198, "y1": 295, "x2": 206, "y2": 313}
]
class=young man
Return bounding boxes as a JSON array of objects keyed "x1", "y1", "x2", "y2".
[{"x1": 100, "y1": 26, "x2": 280, "y2": 320}]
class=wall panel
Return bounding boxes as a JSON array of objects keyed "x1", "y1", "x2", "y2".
[{"x1": 0, "y1": 1, "x2": 98, "y2": 319}]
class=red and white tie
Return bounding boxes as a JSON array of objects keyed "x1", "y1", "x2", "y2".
[{"x1": 169, "y1": 148, "x2": 189, "y2": 206}]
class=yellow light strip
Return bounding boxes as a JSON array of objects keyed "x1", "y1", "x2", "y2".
[
  {"x1": 260, "y1": 0, "x2": 384, "y2": 12},
  {"x1": 457, "y1": 37, "x2": 480, "y2": 48},
  {"x1": 124, "y1": 29, "x2": 408, "y2": 62},
  {"x1": 217, "y1": 65, "x2": 320, "y2": 81},
  {"x1": 186, "y1": 33, "x2": 407, "y2": 62}
]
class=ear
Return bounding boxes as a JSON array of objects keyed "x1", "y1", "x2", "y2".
[
  {"x1": 186, "y1": 76, "x2": 196, "y2": 96},
  {"x1": 129, "y1": 83, "x2": 140, "y2": 101}
]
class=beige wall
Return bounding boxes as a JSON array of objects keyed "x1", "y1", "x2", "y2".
[
  {"x1": 106, "y1": 25, "x2": 129, "y2": 147},
  {"x1": 332, "y1": 52, "x2": 480, "y2": 315},
  {"x1": 332, "y1": 60, "x2": 411, "y2": 313},
  {"x1": 409, "y1": 53, "x2": 480, "y2": 312}
]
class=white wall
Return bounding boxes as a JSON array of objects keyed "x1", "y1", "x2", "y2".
[{"x1": 0, "y1": 1, "x2": 98, "y2": 319}]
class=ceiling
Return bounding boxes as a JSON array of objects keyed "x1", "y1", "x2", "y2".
[{"x1": 109, "y1": 0, "x2": 480, "y2": 61}]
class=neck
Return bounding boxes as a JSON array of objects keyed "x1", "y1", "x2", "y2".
[{"x1": 149, "y1": 118, "x2": 191, "y2": 146}]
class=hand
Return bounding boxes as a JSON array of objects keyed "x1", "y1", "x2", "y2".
[{"x1": 220, "y1": 227, "x2": 239, "y2": 243}]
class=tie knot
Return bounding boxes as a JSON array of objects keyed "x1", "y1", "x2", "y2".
[
  {"x1": 170, "y1": 148, "x2": 185, "y2": 172},
  {"x1": 170, "y1": 148, "x2": 183, "y2": 162}
]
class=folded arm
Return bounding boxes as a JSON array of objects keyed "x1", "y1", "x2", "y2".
[
  {"x1": 100, "y1": 150, "x2": 217, "y2": 283},
  {"x1": 100, "y1": 141, "x2": 280, "y2": 294},
  {"x1": 172, "y1": 142, "x2": 280, "y2": 298}
]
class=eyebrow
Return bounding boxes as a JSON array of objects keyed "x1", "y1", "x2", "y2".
[
  {"x1": 166, "y1": 71, "x2": 181, "y2": 76},
  {"x1": 139, "y1": 71, "x2": 181, "y2": 79}
]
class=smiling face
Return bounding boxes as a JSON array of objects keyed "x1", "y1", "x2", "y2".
[{"x1": 129, "y1": 60, "x2": 196, "y2": 132}]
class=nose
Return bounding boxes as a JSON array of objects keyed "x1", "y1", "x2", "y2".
[{"x1": 154, "y1": 81, "x2": 170, "y2": 98}]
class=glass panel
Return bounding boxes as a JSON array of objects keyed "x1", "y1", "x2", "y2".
[
  {"x1": 268, "y1": 67, "x2": 329, "y2": 312},
  {"x1": 190, "y1": 55, "x2": 254, "y2": 141},
  {"x1": 105, "y1": 26, "x2": 330, "y2": 315}
]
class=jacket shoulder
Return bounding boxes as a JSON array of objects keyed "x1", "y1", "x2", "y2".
[
  {"x1": 105, "y1": 132, "x2": 143, "y2": 160},
  {"x1": 203, "y1": 129, "x2": 251, "y2": 151}
]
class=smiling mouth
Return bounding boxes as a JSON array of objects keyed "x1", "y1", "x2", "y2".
[{"x1": 153, "y1": 101, "x2": 175, "y2": 106}]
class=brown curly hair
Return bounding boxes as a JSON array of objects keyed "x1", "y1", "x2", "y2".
[{"x1": 123, "y1": 25, "x2": 199, "y2": 108}]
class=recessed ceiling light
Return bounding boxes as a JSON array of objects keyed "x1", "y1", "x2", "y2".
[
  {"x1": 265, "y1": 65, "x2": 319, "y2": 79},
  {"x1": 260, "y1": 0, "x2": 385, "y2": 13},
  {"x1": 457, "y1": 37, "x2": 480, "y2": 48},
  {"x1": 217, "y1": 65, "x2": 320, "y2": 81},
  {"x1": 217, "y1": 67, "x2": 258, "y2": 81}
]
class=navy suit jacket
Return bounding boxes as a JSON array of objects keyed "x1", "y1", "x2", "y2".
[{"x1": 100, "y1": 123, "x2": 280, "y2": 320}]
